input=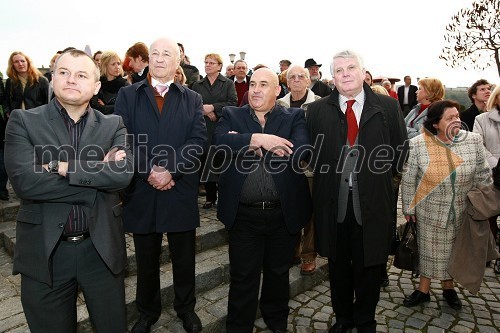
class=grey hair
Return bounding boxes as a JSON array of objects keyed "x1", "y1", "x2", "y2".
[
  {"x1": 330, "y1": 50, "x2": 365, "y2": 76},
  {"x1": 234, "y1": 59, "x2": 248, "y2": 68},
  {"x1": 286, "y1": 65, "x2": 309, "y2": 81}
]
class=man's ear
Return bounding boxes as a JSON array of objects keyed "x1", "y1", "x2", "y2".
[{"x1": 94, "y1": 81, "x2": 101, "y2": 95}]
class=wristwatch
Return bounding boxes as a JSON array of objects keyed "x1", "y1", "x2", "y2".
[{"x1": 48, "y1": 160, "x2": 59, "y2": 173}]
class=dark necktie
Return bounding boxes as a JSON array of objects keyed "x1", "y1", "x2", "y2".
[{"x1": 346, "y1": 99, "x2": 358, "y2": 146}]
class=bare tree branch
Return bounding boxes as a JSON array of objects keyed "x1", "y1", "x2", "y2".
[{"x1": 439, "y1": 0, "x2": 500, "y2": 77}]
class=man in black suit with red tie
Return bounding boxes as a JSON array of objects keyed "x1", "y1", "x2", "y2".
[{"x1": 307, "y1": 50, "x2": 408, "y2": 333}]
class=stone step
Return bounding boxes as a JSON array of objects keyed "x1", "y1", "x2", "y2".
[
  {"x1": 0, "y1": 209, "x2": 228, "y2": 278},
  {"x1": 76, "y1": 248, "x2": 329, "y2": 332},
  {"x1": 0, "y1": 201, "x2": 19, "y2": 224}
]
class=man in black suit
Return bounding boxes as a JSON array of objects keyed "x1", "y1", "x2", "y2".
[
  {"x1": 397, "y1": 75, "x2": 418, "y2": 117},
  {"x1": 214, "y1": 68, "x2": 312, "y2": 333},
  {"x1": 5, "y1": 49, "x2": 134, "y2": 333},
  {"x1": 307, "y1": 50, "x2": 408, "y2": 333},
  {"x1": 114, "y1": 37, "x2": 207, "y2": 333}
]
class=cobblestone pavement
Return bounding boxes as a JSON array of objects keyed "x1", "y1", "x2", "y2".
[{"x1": 1, "y1": 189, "x2": 500, "y2": 332}]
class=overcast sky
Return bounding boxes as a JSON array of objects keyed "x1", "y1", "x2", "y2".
[{"x1": 2, "y1": 0, "x2": 498, "y2": 88}]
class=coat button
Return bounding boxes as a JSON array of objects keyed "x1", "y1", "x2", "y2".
[{"x1": 58, "y1": 223, "x2": 64, "y2": 228}]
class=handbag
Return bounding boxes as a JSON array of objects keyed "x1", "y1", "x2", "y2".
[{"x1": 393, "y1": 218, "x2": 419, "y2": 274}]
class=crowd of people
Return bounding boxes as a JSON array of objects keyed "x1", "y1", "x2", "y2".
[{"x1": 0, "y1": 39, "x2": 499, "y2": 333}]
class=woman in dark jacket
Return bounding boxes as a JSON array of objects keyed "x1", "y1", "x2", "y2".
[
  {"x1": 91, "y1": 51, "x2": 129, "y2": 114},
  {"x1": 3, "y1": 51, "x2": 49, "y2": 116},
  {"x1": 191, "y1": 53, "x2": 237, "y2": 209}
]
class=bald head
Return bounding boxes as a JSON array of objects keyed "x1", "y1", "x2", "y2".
[
  {"x1": 251, "y1": 68, "x2": 279, "y2": 86},
  {"x1": 149, "y1": 37, "x2": 181, "y2": 83},
  {"x1": 248, "y1": 68, "x2": 281, "y2": 113}
]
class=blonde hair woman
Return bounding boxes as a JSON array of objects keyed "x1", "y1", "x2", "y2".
[
  {"x1": 4, "y1": 51, "x2": 49, "y2": 115},
  {"x1": 90, "y1": 50, "x2": 129, "y2": 114},
  {"x1": 404, "y1": 78, "x2": 445, "y2": 139}
]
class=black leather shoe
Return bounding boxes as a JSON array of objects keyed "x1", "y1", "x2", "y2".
[
  {"x1": 131, "y1": 316, "x2": 155, "y2": 333},
  {"x1": 329, "y1": 323, "x2": 354, "y2": 333},
  {"x1": 0, "y1": 190, "x2": 9, "y2": 201},
  {"x1": 178, "y1": 311, "x2": 202, "y2": 333},
  {"x1": 403, "y1": 290, "x2": 430, "y2": 307},
  {"x1": 495, "y1": 260, "x2": 500, "y2": 274},
  {"x1": 202, "y1": 201, "x2": 215, "y2": 209},
  {"x1": 443, "y1": 289, "x2": 462, "y2": 310}
]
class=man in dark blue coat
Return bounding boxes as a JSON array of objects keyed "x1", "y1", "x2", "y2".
[
  {"x1": 214, "y1": 68, "x2": 312, "y2": 333},
  {"x1": 114, "y1": 37, "x2": 207, "y2": 333}
]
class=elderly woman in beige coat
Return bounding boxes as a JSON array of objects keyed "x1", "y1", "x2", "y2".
[
  {"x1": 401, "y1": 100, "x2": 491, "y2": 310},
  {"x1": 473, "y1": 84, "x2": 500, "y2": 273}
]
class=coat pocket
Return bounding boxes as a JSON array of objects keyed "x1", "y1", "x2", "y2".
[{"x1": 17, "y1": 208, "x2": 42, "y2": 224}]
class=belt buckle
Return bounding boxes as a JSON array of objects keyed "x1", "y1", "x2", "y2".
[
  {"x1": 262, "y1": 202, "x2": 265, "y2": 209},
  {"x1": 68, "y1": 234, "x2": 84, "y2": 242}
]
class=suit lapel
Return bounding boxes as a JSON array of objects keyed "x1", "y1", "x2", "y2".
[
  {"x1": 264, "y1": 106, "x2": 284, "y2": 134},
  {"x1": 78, "y1": 108, "x2": 97, "y2": 150},
  {"x1": 47, "y1": 101, "x2": 71, "y2": 146},
  {"x1": 144, "y1": 84, "x2": 161, "y2": 121}
]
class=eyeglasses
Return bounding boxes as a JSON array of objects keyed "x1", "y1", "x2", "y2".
[
  {"x1": 289, "y1": 74, "x2": 307, "y2": 81},
  {"x1": 204, "y1": 61, "x2": 220, "y2": 66}
]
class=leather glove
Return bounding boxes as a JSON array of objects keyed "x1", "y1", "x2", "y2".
[{"x1": 493, "y1": 157, "x2": 500, "y2": 189}]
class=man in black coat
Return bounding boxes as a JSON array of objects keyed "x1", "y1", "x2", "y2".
[
  {"x1": 397, "y1": 75, "x2": 418, "y2": 117},
  {"x1": 460, "y1": 79, "x2": 491, "y2": 131},
  {"x1": 307, "y1": 50, "x2": 408, "y2": 333},
  {"x1": 115, "y1": 37, "x2": 207, "y2": 333},
  {"x1": 304, "y1": 58, "x2": 332, "y2": 97}
]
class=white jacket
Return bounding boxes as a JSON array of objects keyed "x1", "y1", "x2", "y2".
[{"x1": 473, "y1": 108, "x2": 500, "y2": 169}]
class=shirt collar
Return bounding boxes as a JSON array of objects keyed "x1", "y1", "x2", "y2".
[
  {"x1": 54, "y1": 98, "x2": 90, "y2": 123},
  {"x1": 151, "y1": 77, "x2": 174, "y2": 88},
  {"x1": 235, "y1": 76, "x2": 247, "y2": 84},
  {"x1": 338, "y1": 89, "x2": 365, "y2": 110}
]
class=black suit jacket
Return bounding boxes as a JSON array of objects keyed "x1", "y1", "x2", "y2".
[
  {"x1": 5, "y1": 100, "x2": 134, "y2": 285},
  {"x1": 214, "y1": 104, "x2": 312, "y2": 234},
  {"x1": 397, "y1": 84, "x2": 418, "y2": 109}
]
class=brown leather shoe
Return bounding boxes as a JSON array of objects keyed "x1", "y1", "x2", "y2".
[{"x1": 300, "y1": 260, "x2": 316, "y2": 275}]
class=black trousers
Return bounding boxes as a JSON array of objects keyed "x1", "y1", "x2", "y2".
[
  {"x1": 133, "y1": 230, "x2": 196, "y2": 322},
  {"x1": 21, "y1": 237, "x2": 126, "y2": 333},
  {"x1": 226, "y1": 205, "x2": 296, "y2": 333},
  {"x1": 329, "y1": 193, "x2": 381, "y2": 333}
]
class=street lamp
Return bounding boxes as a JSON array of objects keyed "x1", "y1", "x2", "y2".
[
  {"x1": 229, "y1": 53, "x2": 236, "y2": 64},
  {"x1": 239, "y1": 51, "x2": 246, "y2": 60}
]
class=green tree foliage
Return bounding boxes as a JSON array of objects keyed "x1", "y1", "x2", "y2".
[{"x1": 439, "y1": 0, "x2": 500, "y2": 77}]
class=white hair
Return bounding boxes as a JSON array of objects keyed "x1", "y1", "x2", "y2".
[{"x1": 330, "y1": 49, "x2": 365, "y2": 75}]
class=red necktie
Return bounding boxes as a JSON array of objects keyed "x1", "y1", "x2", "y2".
[{"x1": 346, "y1": 99, "x2": 358, "y2": 146}]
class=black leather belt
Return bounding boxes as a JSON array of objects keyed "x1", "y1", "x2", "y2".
[
  {"x1": 240, "y1": 201, "x2": 281, "y2": 210},
  {"x1": 60, "y1": 231, "x2": 90, "y2": 243}
]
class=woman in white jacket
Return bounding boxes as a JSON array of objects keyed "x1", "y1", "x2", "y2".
[{"x1": 473, "y1": 84, "x2": 500, "y2": 274}]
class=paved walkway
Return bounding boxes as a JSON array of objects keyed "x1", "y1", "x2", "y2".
[{"x1": 1, "y1": 190, "x2": 500, "y2": 332}]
